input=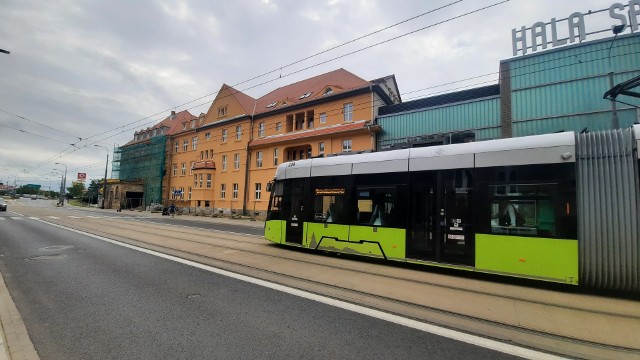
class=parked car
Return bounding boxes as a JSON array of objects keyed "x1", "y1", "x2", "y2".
[
  {"x1": 0, "y1": 199, "x2": 7, "y2": 211},
  {"x1": 30, "y1": 195, "x2": 37, "y2": 200}
]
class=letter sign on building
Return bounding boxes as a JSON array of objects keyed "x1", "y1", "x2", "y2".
[{"x1": 513, "y1": 1, "x2": 640, "y2": 56}]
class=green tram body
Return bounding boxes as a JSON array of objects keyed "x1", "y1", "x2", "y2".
[{"x1": 264, "y1": 126, "x2": 640, "y2": 292}]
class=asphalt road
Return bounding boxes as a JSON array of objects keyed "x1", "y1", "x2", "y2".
[{"x1": 0, "y1": 204, "x2": 519, "y2": 359}]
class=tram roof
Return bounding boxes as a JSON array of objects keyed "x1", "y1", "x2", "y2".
[{"x1": 275, "y1": 131, "x2": 577, "y2": 179}]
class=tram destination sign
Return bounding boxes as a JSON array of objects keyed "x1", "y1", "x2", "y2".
[{"x1": 512, "y1": 1, "x2": 640, "y2": 56}]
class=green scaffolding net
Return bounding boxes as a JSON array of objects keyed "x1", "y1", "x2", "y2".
[{"x1": 112, "y1": 136, "x2": 166, "y2": 207}]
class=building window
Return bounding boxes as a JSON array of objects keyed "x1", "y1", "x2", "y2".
[
  {"x1": 320, "y1": 112, "x2": 327, "y2": 124},
  {"x1": 172, "y1": 164, "x2": 177, "y2": 177},
  {"x1": 222, "y1": 129, "x2": 227, "y2": 142},
  {"x1": 181, "y1": 163, "x2": 186, "y2": 176},
  {"x1": 276, "y1": 122, "x2": 282, "y2": 132},
  {"x1": 191, "y1": 120, "x2": 196, "y2": 129},
  {"x1": 342, "y1": 139, "x2": 352, "y2": 153},
  {"x1": 234, "y1": 153, "x2": 240, "y2": 169},
  {"x1": 218, "y1": 105, "x2": 228, "y2": 117},
  {"x1": 183, "y1": 139, "x2": 188, "y2": 152},
  {"x1": 255, "y1": 183, "x2": 262, "y2": 200},
  {"x1": 171, "y1": 187, "x2": 175, "y2": 199},
  {"x1": 182, "y1": 123, "x2": 187, "y2": 130},
  {"x1": 194, "y1": 175, "x2": 197, "y2": 188},
  {"x1": 233, "y1": 183, "x2": 239, "y2": 199},
  {"x1": 174, "y1": 141, "x2": 179, "y2": 153},
  {"x1": 318, "y1": 142, "x2": 325, "y2": 156},
  {"x1": 273, "y1": 148, "x2": 279, "y2": 166},
  {"x1": 179, "y1": 187, "x2": 184, "y2": 199},
  {"x1": 206, "y1": 174, "x2": 212, "y2": 188},
  {"x1": 204, "y1": 200, "x2": 210, "y2": 208},
  {"x1": 188, "y1": 187, "x2": 192, "y2": 200},
  {"x1": 343, "y1": 103, "x2": 353, "y2": 122},
  {"x1": 256, "y1": 151, "x2": 263, "y2": 168},
  {"x1": 190, "y1": 162, "x2": 194, "y2": 175},
  {"x1": 199, "y1": 174, "x2": 203, "y2": 188},
  {"x1": 192, "y1": 136, "x2": 197, "y2": 150},
  {"x1": 258, "y1": 122, "x2": 265, "y2": 137},
  {"x1": 222, "y1": 155, "x2": 227, "y2": 170},
  {"x1": 236, "y1": 125, "x2": 242, "y2": 140},
  {"x1": 205, "y1": 132, "x2": 211, "y2": 140},
  {"x1": 220, "y1": 184, "x2": 226, "y2": 199}
]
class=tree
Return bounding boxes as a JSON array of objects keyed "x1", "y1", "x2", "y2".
[
  {"x1": 82, "y1": 179, "x2": 102, "y2": 204},
  {"x1": 67, "y1": 182, "x2": 85, "y2": 199}
]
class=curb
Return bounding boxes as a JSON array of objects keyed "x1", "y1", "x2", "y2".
[{"x1": 0, "y1": 272, "x2": 39, "y2": 360}]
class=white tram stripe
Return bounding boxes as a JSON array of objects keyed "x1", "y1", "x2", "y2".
[{"x1": 32, "y1": 218, "x2": 566, "y2": 360}]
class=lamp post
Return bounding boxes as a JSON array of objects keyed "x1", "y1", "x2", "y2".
[
  {"x1": 94, "y1": 145, "x2": 109, "y2": 209},
  {"x1": 54, "y1": 163, "x2": 67, "y2": 206}
]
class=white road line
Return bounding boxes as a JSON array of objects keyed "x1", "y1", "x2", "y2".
[
  {"x1": 86, "y1": 216, "x2": 102, "y2": 219},
  {"x1": 11, "y1": 217, "x2": 23, "y2": 220},
  {"x1": 32, "y1": 218, "x2": 566, "y2": 360},
  {"x1": 0, "y1": 218, "x2": 5, "y2": 221},
  {"x1": 47, "y1": 216, "x2": 60, "y2": 219},
  {"x1": 28, "y1": 217, "x2": 40, "y2": 220},
  {"x1": 68, "y1": 216, "x2": 82, "y2": 219}
]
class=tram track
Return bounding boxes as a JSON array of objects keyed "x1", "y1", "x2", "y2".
[
  {"x1": 73, "y1": 216, "x2": 639, "y2": 319},
  {"x1": 27, "y1": 214, "x2": 640, "y2": 358}
]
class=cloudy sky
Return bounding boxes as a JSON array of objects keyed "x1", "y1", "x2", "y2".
[{"x1": 0, "y1": 0, "x2": 624, "y2": 188}]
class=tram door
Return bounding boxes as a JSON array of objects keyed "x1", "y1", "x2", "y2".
[
  {"x1": 285, "y1": 179, "x2": 305, "y2": 244},
  {"x1": 409, "y1": 170, "x2": 473, "y2": 265}
]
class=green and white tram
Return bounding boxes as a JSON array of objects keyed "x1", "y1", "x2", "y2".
[{"x1": 265, "y1": 125, "x2": 640, "y2": 292}]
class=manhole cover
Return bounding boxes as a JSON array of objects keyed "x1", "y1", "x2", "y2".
[
  {"x1": 41, "y1": 245, "x2": 74, "y2": 251},
  {"x1": 28, "y1": 254, "x2": 67, "y2": 261}
]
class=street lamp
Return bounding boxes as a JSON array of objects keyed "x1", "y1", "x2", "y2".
[
  {"x1": 54, "y1": 163, "x2": 67, "y2": 206},
  {"x1": 94, "y1": 145, "x2": 109, "y2": 209},
  {"x1": 607, "y1": 24, "x2": 625, "y2": 129}
]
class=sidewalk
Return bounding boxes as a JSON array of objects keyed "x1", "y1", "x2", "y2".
[{"x1": 0, "y1": 273, "x2": 38, "y2": 360}]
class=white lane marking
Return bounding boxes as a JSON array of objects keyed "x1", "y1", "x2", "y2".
[
  {"x1": 28, "y1": 217, "x2": 40, "y2": 220},
  {"x1": 11, "y1": 217, "x2": 23, "y2": 220},
  {"x1": 0, "y1": 218, "x2": 4, "y2": 221},
  {"x1": 32, "y1": 218, "x2": 566, "y2": 360},
  {"x1": 47, "y1": 216, "x2": 60, "y2": 219},
  {"x1": 68, "y1": 216, "x2": 82, "y2": 219},
  {"x1": 86, "y1": 216, "x2": 102, "y2": 219}
]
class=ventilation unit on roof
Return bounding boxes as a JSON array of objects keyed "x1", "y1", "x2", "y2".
[{"x1": 299, "y1": 92, "x2": 312, "y2": 99}]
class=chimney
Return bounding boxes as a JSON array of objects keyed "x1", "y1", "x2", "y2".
[{"x1": 170, "y1": 110, "x2": 176, "y2": 120}]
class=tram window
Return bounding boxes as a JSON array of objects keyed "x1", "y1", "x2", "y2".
[
  {"x1": 356, "y1": 187, "x2": 396, "y2": 227},
  {"x1": 313, "y1": 188, "x2": 346, "y2": 223},
  {"x1": 489, "y1": 184, "x2": 557, "y2": 237}
]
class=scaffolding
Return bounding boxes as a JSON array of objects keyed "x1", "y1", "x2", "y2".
[{"x1": 112, "y1": 136, "x2": 166, "y2": 207}]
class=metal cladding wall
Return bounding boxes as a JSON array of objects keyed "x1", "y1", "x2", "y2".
[
  {"x1": 508, "y1": 34, "x2": 640, "y2": 137},
  {"x1": 577, "y1": 128, "x2": 639, "y2": 292},
  {"x1": 377, "y1": 96, "x2": 501, "y2": 148}
]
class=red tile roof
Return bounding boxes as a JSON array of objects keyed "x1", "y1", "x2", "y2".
[
  {"x1": 254, "y1": 68, "x2": 370, "y2": 115},
  {"x1": 125, "y1": 110, "x2": 197, "y2": 145},
  {"x1": 192, "y1": 161, "x2": 216, "y2": 170},
  {"x1": 249, "y1": 120, "x2": 370, "y2": 148}
]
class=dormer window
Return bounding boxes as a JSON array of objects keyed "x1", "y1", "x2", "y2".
[
  {"x1": 218, "y1": 105, "x2": 228, "y2": 117},
  {"x1": 182, "y1": 123, "x2": 187, "y2": 130},
  {"x1": 266, "y1": 101, "x2": 277, "y2": 108},
  {"x1": 299, "y1": 92, "x2": 312, "y2": 99},
  {"x1": 324, "y1": 87, "x2": 333, "y2": 96},
  {"x1": 191, "y1": 120, "x2": 196, "y2": 129}
]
